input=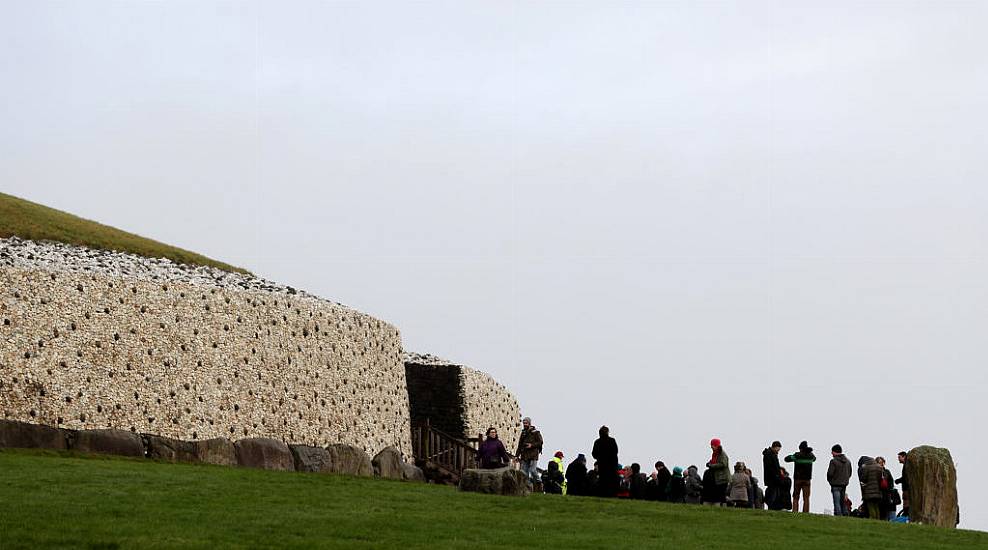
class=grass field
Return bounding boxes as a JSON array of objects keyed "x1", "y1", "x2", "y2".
[
  {"x1": 0, "y1": 192, "x2": 249, "y2": 274},
  {"x1": 1, "y1": 449, "x2": 985, "y2": 549}
]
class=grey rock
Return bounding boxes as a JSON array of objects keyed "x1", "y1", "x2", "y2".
[
  {"x1": 325, "y1": 444, "x2": 373, "y2": 477},
  {"x1": 458, "y1": 467, "x2": 530, "y2": 496},
  {"x1": 144, "y1": 434, "x2": 198, "y2": 462},
  {"x1": 234, "y1": 437, "x2": 294, "y2": 471},
  {"x1": 72, "y1": 429, "x2": 144, "y2": 457},
  {"x1": 372, "y1": 446, "x2": 404, "y2": 479},
  {"x1": 401, "y1": 462, "x2": 426, "y2": 483},
  {"x1": 904, "y1": 445, "x2": 959, "y2": 528},
  {"x1": 194, "y1": 438, "x2": 237, "y2": 466},
  {"x1": 0, "y1": 420, "x2": 68, "y2": 450},
  {"x1": 289, "y1": 444, "x2": 332, "y2": 473}
]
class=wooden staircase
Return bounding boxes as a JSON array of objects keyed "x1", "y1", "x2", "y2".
[{"x1": 410, "y1": 419, "x2": 484, "y2": 484}]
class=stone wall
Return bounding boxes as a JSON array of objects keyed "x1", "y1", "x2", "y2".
[
  {"x1": 404, "y1": 353, "x2": 520, "y2": 452},
  {"x1": 0, "y1": 238, "x2": 411, "y2": 457}
]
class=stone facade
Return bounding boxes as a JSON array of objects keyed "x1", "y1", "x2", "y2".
[
  {"x1": 404, "y1": 353, "x2": 520, "y2": 452},
  {"x1": 0, "y1": 238, "x2": 411, "y2": 457}
]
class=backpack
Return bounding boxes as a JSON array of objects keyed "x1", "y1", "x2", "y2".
[{"x1": 891, "y1": 488, "x2": 902, "y2": 506}]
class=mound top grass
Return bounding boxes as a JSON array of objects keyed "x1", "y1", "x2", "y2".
[
  {"x1": 1, "y1": 450, "x2": 985, "y2": 549},
  {"x1": 0, "y1": 192, "x2": 249, "y2": 274}
]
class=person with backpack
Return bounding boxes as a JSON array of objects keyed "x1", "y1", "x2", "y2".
[
  {"x1": 785, "y1": 440, "x2": 816, "y2": 513},
  {"x1": 542, "y1": 460, "x2": 564, "y2": 494},
  {"x1": 684, "y1": 465, "x2": 703, "y2": 504},
  {"x1": 550, "y1": 451, "x2": 567, "y2": 494},
  {"x1": 705, "y1": 438, "x2": 730, "y2": 506},
  {"x1": 876, "y1": 456, "x2": 900, "y2": 521},
  {"x1": 827, "y1": 444, "x2": 852, "y2": 516},
  {"x1": 476, "y1": 427, "x2": 511, "y2": 469}
]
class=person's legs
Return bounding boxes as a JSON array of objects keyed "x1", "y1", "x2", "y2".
[
  {"x1": 831, "y1": 487, "x2": 843, "y2": 516},
  {"x1": 521, "y1": 459, "x2": 538, "y2": 486},
  {"x1": 867, "y1": 500, "x2": 882, "y2": 520},
  {"x1": 801, "y1": 481, "x2": 811, "y2": 513},
  {"x1": 792, "y1": 482, "x2": 800, "y2": 512},
  {"x1": 838, "y1": 486, "x2": 848, "y2": 515}
]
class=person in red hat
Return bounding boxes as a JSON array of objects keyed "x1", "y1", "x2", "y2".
[{"x1": 705, "y1": 437, "x2": 730, "y2": 506}]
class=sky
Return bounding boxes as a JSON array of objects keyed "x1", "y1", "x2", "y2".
[{"x1": 2, "y1": 0, "x2": 986, "y2": 530}]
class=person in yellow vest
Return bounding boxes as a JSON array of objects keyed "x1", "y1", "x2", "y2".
[{"x1": 551, "y1": 451, "x2": 567, "y2": 495}]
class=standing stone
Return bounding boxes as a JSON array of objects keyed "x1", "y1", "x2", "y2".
[
  {"x1": 144, "y1": 434, "x2": 198, "y2": 462},
  {"x1": 0, "y1": 420, "x2": 68, "y2": 450},
  {"x1": 325, "y1": 444, "x2": 373, "y2": 477},
  {"x1": 289, "y1": 444, "x2": 332, "y2": 473},
  {"x1": 72, "y1": 429, "x2": 144, "y2": 457},
  {"x1": 458, "y1": 467, "x2": 530, "y2": 496},
  {"x1": 372, "y1": 446, "x2": 404, "y2": 479},
  {"x1": 234, "y1": 438, "x2": 294, "y2": 471},
  {"x1": 904, "y1": 445, "x2": 959, "y2": 528}
]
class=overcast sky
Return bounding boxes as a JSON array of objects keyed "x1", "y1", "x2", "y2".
[{"x1": 2, "y1": 0, "x2": 986, "y2": 530}]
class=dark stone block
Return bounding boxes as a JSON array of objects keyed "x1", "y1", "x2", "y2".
[
  {"x1": 234, "y1": 437, "x2": 294, "y2": 471},
  {"x1": 290, "y1": 444, "x2": 332, "y2": 473},
  {"x1": 195, "y1": 438, "x2": 237, "y2": 466},
  {"x1": 401, "y1": 462, "x2": 426, "y2": 483},
  {"x1": 72, "y1": 429, "x2": 144, "y2": 457},
  {"x1": 458, "y1": 467, "x2": 529, "y2": 496},
  {"x1": 0, "y1": 420, "x2": 68, "y2": 450}
]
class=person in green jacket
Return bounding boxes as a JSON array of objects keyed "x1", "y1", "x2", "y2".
[
  {"x1": 706, "y1": 438, "x2": 730, "y2": 505},
  {"x1": 785, "y1": 441, "x2": 817, "y2": 513}
]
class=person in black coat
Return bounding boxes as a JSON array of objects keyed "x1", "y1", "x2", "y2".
[
  {"x1": 763, "y1": 441, "x2": 784, "y2": 510},
  {"x1": 651, "y1": 461, "x2": 672, "y2": 502},
  {"x1": 701, "y1": 466, "x2": 721, "y2": 505},
  {"x1": 566, "y1": 454, "x2": 588, "y2": 496},
  {"x1": 592, "y1": 425, "x2": 619, "y2": 498},
  {"x1": 778, "y1": 467, "x2": 793, "y2": 511}
]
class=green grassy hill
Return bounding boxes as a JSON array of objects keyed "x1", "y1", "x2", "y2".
[
  {"x1": 0, "y1": 192, "x2": 249, "y2": 274},
  {"x1": 1, "y1": 450, "x2": 984, "y2": 549}
]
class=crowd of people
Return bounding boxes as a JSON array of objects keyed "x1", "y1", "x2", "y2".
[{"x1": 476, "y1": 418, "x2": 910, "y2": 522}]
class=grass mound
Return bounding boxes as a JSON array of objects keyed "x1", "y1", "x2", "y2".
[
  {"x1": 1, "y1": 449, "x2": 985, "y2": 549},
  {"x1": 0, "y1": 192, "x2": 249, "y2": 274}
]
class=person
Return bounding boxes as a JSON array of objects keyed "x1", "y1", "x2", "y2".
[
  {"x1": 705, "y1": 438, "x2": 730, "y2": 506},
  {"x1": 684, "y1": 465, "x2": 703, "y2": 504},
  {"x1": 542, "y1": 460, "x2": 564, "y2": 494},
  {"x1": 876, "y1": 456, "x2": 899, "y2": 521},
  {"x1": 762, "y1": 441, "x2": 784, "y2": 510},
  {"x1": 586, "y1": 461, "x2": 600, "y2": 495},
  {"x1": 729, "y1": 462, "x2": 751, "y2": 508},
  {"x1": 858, "y1": 456, "x2": 885, "y2": 520},
  {"x1": 747, "y1": 468, "x2": 764, "y2": 509},
  {"x1": 551, "y1": 451, "x2": 567, "y2": 495},
  {"x1": 701, "y1": 465, "x2": 721, "y2": 505},
  {"x1": 778, "y1": 467, "x2": 792, "y2": 511},
  {"x1": 785, "y1": 440, "x2": 816, "y2": 513},
  {"x1": 827, "y1": 444, "x2": 852, "y2": 516},
  {"x1": 515, "y1": 417, "x2": 543, "y2": 489},
  {"x1": 591, "y1": 426, "x2": 619, "y2": 497},
  {"x1": 628, "y1": 463, "x2": 647, "y2": 500},
  {"x1": 616, "y1": 464, "x2": 631, "y2": 498},
  {"x1": 667, "y1": 466, "x2": 687, "y2": 503},
  {"x1": 650, "y1": 461, "x2": 671, "y2": 502},
  {"x1": 476, "y1": 427, "x2": 510, "y2": 469},
  {"x1": 895, "y1": 451, "x2": 909, "y2": 514},
  {"x1": 565, "y1": 454, "x2": 588, "y2": 496}
]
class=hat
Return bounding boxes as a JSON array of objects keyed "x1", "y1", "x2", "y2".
[
  {"x1": 710, "y1": 438, "x2": 721, "y2": 447},
  {"x1": 832, "y1": 444, "x2": 842, "y2": 453},
  {"x1": 577, "y1": 453, "x2": 586, "y2": 461},
  {"x1": 673, "y1": 466, "x2": 683, "y2": 476},
  {"x1": 771, "y1": 441, "x2": 782, "y2": 449},
  {"x1": 799, "y1": 440, "x2": 812, "y2": 452},
  {"x1": 554, "y1": 451, "x2": 564, "y2": 459}
]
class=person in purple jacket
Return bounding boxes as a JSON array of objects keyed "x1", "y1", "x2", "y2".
[{"x1": 476, "y1": 427, "x2": 511, "y2": 469}]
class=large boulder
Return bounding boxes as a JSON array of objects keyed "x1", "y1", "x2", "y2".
[
  {"x1": 0, "y1": 420, "x2": 68, "y2": 450},
  {"x1": 904, "y1": 445, "x2": 959, "y2": 528},
  {"x1": 325, "y1": 444, "x2": 373, "y2": 477},
  {"x1": 289, "y1": 444, "x2": 332, "y2": 473},
  {"x1": 234, "y1": 438, "x2": 294, "y2": 471},
  {"x1": 458, "y1": 467, "x2": 530, "y2": 496},
  {"x1": 401, "y1": 462, "x2": 426, "y2": 483},
  {"x1": 71, "y1": 429, "x2": 144, "y2": 457},
  {"x1": 195, "y1": 438, "x2": 237, "y2": 466},
  {"x1": 372, "y1": 446, "x2": 404, "y2": 479}
]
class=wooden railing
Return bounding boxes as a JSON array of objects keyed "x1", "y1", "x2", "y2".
[{"x1": 410, "y1": 419, "x2": 482, "y2": 481}]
